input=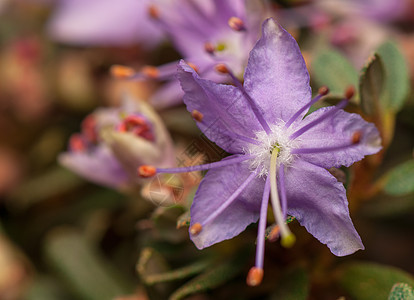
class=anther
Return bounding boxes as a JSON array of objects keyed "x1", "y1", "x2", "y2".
[
  {"x1": 215, "y1": 63, "x2": 229, "y2": 74},
  {"x1": 204, "y1": 42, "x2": 215, "y2": 55},
  {"x1": 281, "y1": 233, "x2": 296, "y2": 248},
  {"x1": 246, "y1": 267, "x2": 264, "y2": 286},
  {"x1": 187, "y1": 62, "x2": 199, "y2": 73},
  {"x1": 318, "y1": 86, "x2": 329, "y2": 96},
  {"x1": 228, "y1": 17, "x2": 246, "y2": 31},
  {"x1": 141, "y1": 66, "x2": 160, "y2": 79},
  {"x1": 345, "y1": 86, "x2": 355, "y2": 100},
  {"x1": 268, "y1": 225, "x2": 280, "y2": 242},
  {"x1": 138, "y1": 165, "x2": 157, "y2": 178},
  {"x1": 189, "y1": 223, "x2": 202, "y2": 235},
  {"x1": 191, "y1": 110, "x2": 203, "y2": 122},
  {"x1": 352, "y1": 131, "x2": 362, "y2": 144},
  {"x1": 148, "y1": 5, "x2": 160, "y2": 19},
  {"x1": 110, "y1": 65, "x2": 135, "y2": 79},
  {"x1": 69, "y1": 134, "x2": 87, "y2": 152}
]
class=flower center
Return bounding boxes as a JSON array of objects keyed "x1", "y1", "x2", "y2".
[
  {"x1": 116, "y1": 114, "x2": 155, "y2": 142},
  {"x1": 246, "y1": 122, "x2": 300, "y2": 177}
]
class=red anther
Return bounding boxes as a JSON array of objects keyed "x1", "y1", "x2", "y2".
[
  {"x1": 187, "y1": 62, "x2": 199, "y2": 73},
  {"x1": 352, "y1": 131, "x2": 362, "y2": 144},
  {"x1": 69, "y1": 134, "x2": 87, "y2": 152},
  {"x1": 204, "y1": 42, "x2": 215, "y2": 54},
  {"x1": 81, "y1": 115, "x2": 97, "y2": 144},
  {"x1": 268, "y1": 225, "x2": 280, "y2": 242},
  {"x1": 138, "y1": 165, "x2": 157, "y2": 178},
  {"x1": 228, "y1": 16, "x2": 246, "y2": 31},
  {"x1": 148, "y1": 4, "x2": 160, "y2": 19},
  {"x1": 215, "y1": 63, "x2": 229, "y2": 74},
  {"x1": 110, "y1": 65, "x2": 135, "y2": 79},
  {"x1": 142, "y1": 66, "x2": 160, "y2": 79},
  {"x1": 118, "y1": 115, "x2": 155, "y2": 141},
  {"x1": 191, "y1": 110, "x2": 204, "y2": 122},
  {"x1": 189, "y1": 223, "x2": 202, "y2": 235},
  {"x1": 246, "y1": 267, "x2": 264, "y2": 287},
  {"x1": 345, "y1": 86, "x2": 355, "y2": 100},
  {"x1": 318, "y1": 86, "x2": 329, "y2": 96}
]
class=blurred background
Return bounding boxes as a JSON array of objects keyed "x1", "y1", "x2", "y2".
[{"x1": 1, "y1": 0, "x2": 414, "y2": 299}]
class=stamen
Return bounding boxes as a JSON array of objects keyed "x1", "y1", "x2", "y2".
[
  {"x1": 81, "y1": 115, "x2": 97, "y2": 144},
  {"x1": 187, "y1": 62, "x2": 199, "y2": 73},
  {"x1": 285, "y1": 86, "x2": 329, "y2": 128},
  {"x1": 139, "y1": 154, "x2": 252, "y2": 177},
  {"x1": 148, "y1": 4, "x2": 160, "y2": 19},
  {"x1": 269, "y1": 149, "x2": 296, "y2": 248},
  {"x1": 191, "y1": 110, "x2": 204, "y2": 122},
  {"x1": 289, "y1": 94, "x2": 351, "y2": 140},
  {"x1": 251, "y1": 175, "x2": 270, "y2": 284},
  {"x1": 268, "y1": 225, "x2": 280, "y2": 242},
  {"x1": 278, "y1": 164, "x2": 288, "y2": 217},
  {"x1": 189, "y1": 223, "x2": 202, "y2": 235},
  {"x1": 204, "y1": 42, "x2": 215, "y2": 55},
  {"x1": 69, "y1": 134, "x2": 87, "y2": 152},
  {"x1": 246, "y1": 267, "x2": 264, "y2": 287},
  {"x1": 216, "y1": 63, "x2": 272, "y2": 135},
  {"x1": 110, "y1": 65, "x2": 135, "y2": 79},
  {"x1": 141, "y1": 66, "x2": 160, "y2": 79},
  {"x1": 195, "y1": 170, "x2": 257, "y2": 230},
  {"x1": 117, "y1": 115, "x2": 154, "y2": 141},
  {"x1": 138, "y1": 165, "x2": 157, "y2": 178},
  {"x1": 291, "y1": 131, "x2": 363, "y2": 155},
  {"x1": 228, "y1": 17, "x2": 246, "y2": 31}
]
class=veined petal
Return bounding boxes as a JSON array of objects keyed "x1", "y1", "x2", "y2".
[
  {"x1": 178, "y1": 61, "x2": 262, "y2": 153},
  {"x1": 243, "y1": 18, "x2": 312, "y2": 122},
  {"x1": 294, "y1": 107, "x2": 381, "y2": 168},
  {"x1": 58, "y1": 145, "x2": 128, "y2": 189},
  {"x1": 190, "y1": 161, "x2": 264, "y2": 249},
  {"x1": 285, "y1": 159, "x2": 364, "y2": 256}
]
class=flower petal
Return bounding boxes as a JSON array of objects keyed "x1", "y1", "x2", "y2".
[
  {"x1": 243, "y1": 18, "x2": 312, "y2": 122},
  {"x1": 58, "y1": 146, "x2": 128, "y2": 189},
  {"x1": 294, "y1": 107, "x2": 381, "y2": 168},
  {"x1": 178, "y1": 61, "x2": 262, "y2": 153},
  {"x1": 190, "y1": 160, "x2": 264, "y2": 249},
  {"x1": 285, "y1": 159, "x2": 364, "y2": 256}
]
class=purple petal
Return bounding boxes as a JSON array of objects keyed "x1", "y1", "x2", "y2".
[
  {"x1": 243, "y1": 18, "x2": 312, "y2": 122},
  {"x1": 285, "y1": 159, "x2": 364, "y2": 256},
  {"x1": 178, "y1": 61, "x2": 262, "y2": 153},
  {"x1": 190, "y1": 160, "x2": 264, "y2": 249},
  {"x1": 294, "y1": 107, "x2": 381, "y2": 168},
  {"x1": 58, "y1": 146, "x2": 128, "y2": 189},
  {"x1": 47, "y1": 0, "x2": 163, "y2": 47}
]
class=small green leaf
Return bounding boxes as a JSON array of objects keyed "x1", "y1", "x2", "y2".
[
  {"x1": 44, "y1": 228, "x2": 133, "y2": 300},
  {"x1": 169, "y1": 254, "x2": 245, "y2": 300},
  {"x1": 311, "y1": 49, "x2": 359, "y2": 96},
  {"x1": 339, "y1": 262, "x2": 414, "y2": 300},
  {"x1": 377, "y1": 41, "x2": 410, "y2": 111},
  {"x1": 270, "y1": 266, "x2": 309, "y2": 300},
  {"x1": 359, "y1": 53, "x2": 384, "y2": 115},
  {"x1": 384, "y1": 160, "x2": 414, "y2": 196},
  {"x1": 388, "y1": 283, "x2": 414, "y2": 300}
]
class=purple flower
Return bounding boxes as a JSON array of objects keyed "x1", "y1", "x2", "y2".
[
  {"x1": 47, "y1": 0, "x2": 163, "y2": 47},
  {"x1": 59, "y1": 95, "x2": 174, "y2": 190},
  {"x1": 139, "y1": 18, "x2": 381, "y2": 285},
  {"x1": 118, "y1": 0, "x2": 268, "y2": 108}
]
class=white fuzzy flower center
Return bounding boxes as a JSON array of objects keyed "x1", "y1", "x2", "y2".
[{"x1": 246, "y1": 121, "x2": 300, "y2": 177}]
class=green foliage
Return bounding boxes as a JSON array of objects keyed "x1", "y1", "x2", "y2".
[
  {"x1": 377, "y1": 41, "x2": 410, "y2": 112},
  {"x1": 311, "y1": 49, "x2": 358, "y2": 96},
  {"x1": 44, "y1": 228, "x2": 133, "y2": 300},
  {"x1": 269, "y1": 266, "x2": 309, "y2": 300},
  {"x1": 339, "y1": 262, "x2": 414, "y2": 300},
  {"x1": 359, "y1": 53, "x2": 384, "y2": 115},
  {"x1": 384, "y1": 160, "x2": 414, "y2": 196},
  {"x1": 388, "y1": 283, "x2": 414, "y2": 300}
]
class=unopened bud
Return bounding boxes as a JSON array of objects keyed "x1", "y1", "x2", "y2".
[{"x1": 246, "y1": 267, "x2": 264, "y2": 286}]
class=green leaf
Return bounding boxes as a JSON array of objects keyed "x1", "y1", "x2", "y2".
[
  {"x1": 270, "y1": 266, "x2": 309, "y2": 300},
  {"x1": 169, "y1": 254, "x2": 246, "y2": 300},
  {"x1": 388, "y1": 283, "x2": 414, "y2": 300},
  {"x1": 44, "y1": 228, "x2": 133, "y2": 300},
  {"x1": 377, "y1": 41, "x2": 410, "y2": 111},
  {"x1": 359, "y1": 53, "x2": 384, "y2": 115},
  {"x1": 339, "y1": 262, "x2": 414, "y2": 300},
  {"x1": 384, "y1": 160, "x2": 414, "y2": 196},
  {"x1": 311, "y1": 49, "x2": 359, "y2": 96}
]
